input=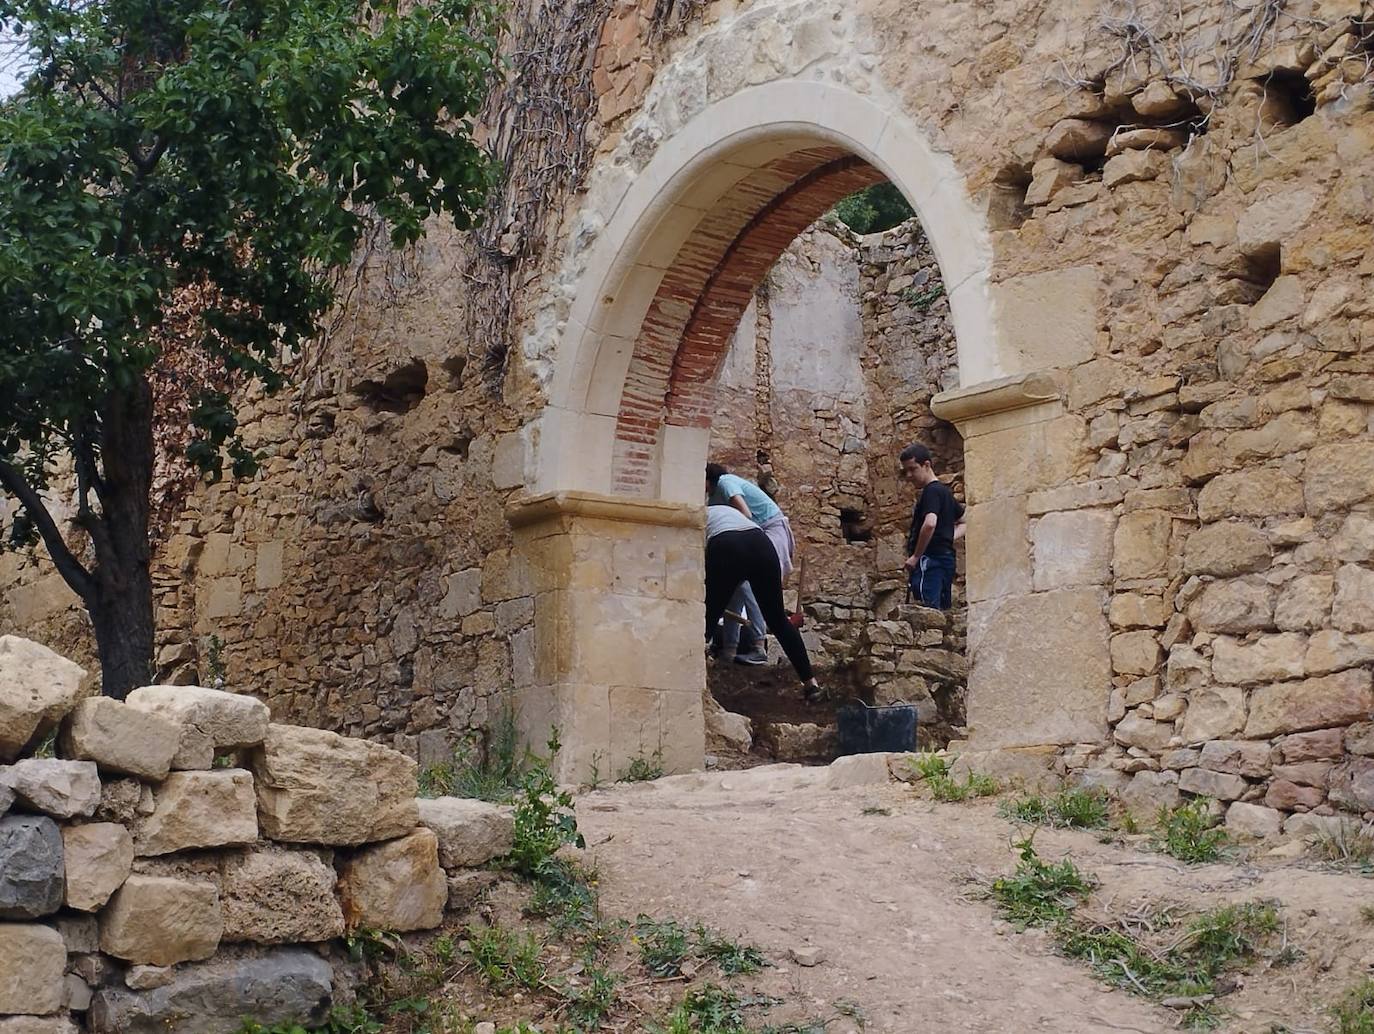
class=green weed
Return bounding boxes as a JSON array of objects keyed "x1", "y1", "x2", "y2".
[
  {"x1": 1361, "y1": 904, "x2": 1374, "y2": 925},
  {"x1": 990, "y1": 837, "x2": 1095, "y2": 928},
  {"x1": 238, "y1": 1004, "x2": 382, "y2": 1034},
  {"x1": 418, "y1": 706, "x2": 525, "y2": 803},
  {"x1": 861, "y1": 805, "x2": 891, "y2": 816},
  {"x1": 910, "y1": 752, "x2": 999, "y2": 802},
  {"x1": 507, "y1": 731, "x2": 586, "y2": 877},
  {"x1": 1154, "y1": 799, "x2": 1228, "y2": 864},
  {"x1": 1332, "y1": 979, "x2": 1374, "y2": 1034},
  {"x1": 526, "y1": 857, "x2": 599, "y2": 934},
  {"x1": 1000, "y1": 788, "x2": 1109, "y2": 830},
  {"x1": 466, "y1": 921, "x2": 547, "y2": 991},
  {"x1": 636, "y1": 915, "x2": 692, "y2": 977},
  {"x1": 693, "y1": 924, "x2": 766, "y2": 976},
  {"x1": 648, "y1": 985, "x2": 761, "y2": 1034},
  {"x1": 619, "y1": 746, "x2": 666, "y2": 783},
  {"x1": 562, "y1": 963, "x2": 619, "y2": 1029}
]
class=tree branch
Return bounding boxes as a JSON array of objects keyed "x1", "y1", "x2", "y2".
[{"x1": 0, "y1": 457, "x2": 95, "y2": 603}]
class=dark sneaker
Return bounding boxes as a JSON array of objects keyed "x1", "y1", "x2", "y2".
[{"x1": 733, "y1": 650, "x2": 768, "y2": 666}]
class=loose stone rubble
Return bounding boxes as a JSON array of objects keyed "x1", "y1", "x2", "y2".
[{"x1": 0, "y1": 639, "x2": 517, "y2": 1033}]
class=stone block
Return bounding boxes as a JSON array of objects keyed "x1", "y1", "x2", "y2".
[
  {"x1": 966, "y1": 589, "x2": 1110, "y2": 749},
  {"x1": 1047, "y1": 118, "x2": 1113, "y2": 159},
  {"x1": 125, "y1": 966, "x2": 173, "y2": 990},
  {"x1": 991, "y1": 267, "x2": 1100, "y2": 373},
  {"x1": 1333, "y1": 564, "x2": 1374, "y2": 632},
  {"x1": 250, "y1": 724, "x2": 419, "y2": 845},
  {"x1": 1210, "y1": 634, "x2": 1306, "y2": 685},
  {"x1": 1187, "y1": 577, "x2": 1274, "y2": 634},
  {"x1": 415, "y1": 797, "x2": 516, "y2": 870},
  {"x1": 62, "y1": 822, "x2": 133, "y2": 912},
  {"x1": 1, "y1": 759, "x2": 100, "y2": 819},
  {"x1": 88, "y1": 948, "x2": 333, "y2": 1034},
  {"x1": 1183, "y1": 522, "x2": 1270, "y2": 577},
  {"x1": 827, "y1": 753, "x2": 898, "y2": 789},
  {"x1": 1306, "y1": 629, "x2": 1374, "y2": 675},
  {"x1": 1179, "y1": 685, "x2": 1246, "y2": 743},
  {"x1": 1113, "y1": 510, "x2": 1171, "y2": 579},
  {"x1": 134, "y1": 770, "x2": 258, "y2": 856},
  {"x1": 1103, "y1": 148, "x2": 1169, "y2": 187},
  {"x1": 1248, "y1": 275, "x2": 1304, "y2": 329},
  {"x1": 1165, "y1": 645, "x2": 1210, "y2": 692},
  {"x1": 0, "y1": 636, "x2": 87, "y2": 762},
  {"x1": 99, "y1": 874, "x2": 222, "y2": 966},
  {"x1": 1349, "y1": 722, "x2": 1374, "y2": 756},
  {"x1": 0, "y1": 922, "x2": 65, "y2": 1014},
  {"x1": 948, "y1": 748, "x2": 1060, "y2": 792},
  {"x1": 125, "y1": 685, "x2": 269, "y2": 750},
  {"x1": 59, "y1": 698, "x2": 181, "y2": 780},
  {"x1": 337, "y1": 828, "x2": 447, "y2": 933},
  {"x1": 446, "y1": 870, "x2": 501, "y2": 912},
  {"x1": 1245, "y1": 669, "x2": 1374, "y2": 738},
  {"x1": 1024, "y1": 156, "x2": 1082, "y2": 206},
  {"x1": 0, "y1": 814, "x2": 63, "y2": 918},
  {"x1": 1283, "y1": 812, "x2": 1362, "y2": 841},
  {"x1": 1330, "y1": 758, "x2": 1374, "y2": 813},
  {"x1": 1276, "y1": 575, "x2": 1333, "y2": 632},
  {"x1": 1277, "y1": 728, "x2": 1345, "y2": 763},
  {"x1": 1305, "y1": 442, "x2": 1374, "y2": 514},
  {"x1": 1113, "y1": 712, "x2": 1173, "y2": 750},
  {"x1": 0, "y1": 1017, "x2": 80, "y2": 1033},
  {"x1": 757, "y1": 721, "x2": 836, "y2": 760},
  {"x1": 1225, "y1": 802, "x2": 1282, "y2": 839},
  {"x1": 1198, "y1": 739, "x2": 1271, "y2": 778},
  {"x1": 1179, "y1": 767, "x2": 1247, "y2": 801},
  {"x1": 1109, "y1": 593, "x2": 1170, "y2": 630},
  {"x1": 1272, "y1": 761, "x2": 1331, "y2": 787},
  {"x1": 1110, "y1": 631, "x2": 1163, "y2": 676},
  {"x1": 220, "y1": 845, "x2": 344, "y2": 944},
  {"x1": 55, "y1": 913, "x2": 97, "y2": 953},
  {"x1": 1265, "y1": 779, "x2": 1325, "y2": 811},
  {"x1": 1332, "y1": 514, "x2": 1374, "y2": 563},
  {"x1": 1032, "y1": 510, "x2": 1114, "y2": 590},
  {"x1": 1237, "y1": 189, "x2": 1318, "y2": 255},
  {"x1": 1121, "y1": 770, "x2": 1180, "y2": 821},
  {"x1": 1197, "y1": 470, "x2": 1304, "y2": 521}
]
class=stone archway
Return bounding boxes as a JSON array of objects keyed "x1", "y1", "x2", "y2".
[{"x1": 508, "y1": 81, "x2": 1088, "y2": 781}]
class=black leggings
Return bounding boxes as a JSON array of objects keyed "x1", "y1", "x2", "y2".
[{"x1": 705, "y1": 528, "x2": 813, "y2": 683}]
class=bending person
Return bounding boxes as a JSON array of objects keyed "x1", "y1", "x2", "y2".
[{"x1": 704, "y1": 504, "x2": 820, "y2": 700}]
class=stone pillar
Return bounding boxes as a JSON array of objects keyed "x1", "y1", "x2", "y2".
[
  {"x1": 932, "y1": 373, "x2": 1111, "y2": 749},
  {"x1": 507, "y1": 492, "x2": 706, "y2": 783}
]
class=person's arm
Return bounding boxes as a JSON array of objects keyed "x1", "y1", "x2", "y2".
[
  {"x1": 728, "y1": 494, "x2": 752, "y2": 519},
  {"x1": 953, "y1": 510, "x2": 967, "y2": 543},
  {"x1": 903, "y1": 513, "x2": 937, "y2": 570}
]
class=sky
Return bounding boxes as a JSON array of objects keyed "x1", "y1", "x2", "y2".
[{"x1": 1, "y1": 28, "x2": 27, "y2": 98}]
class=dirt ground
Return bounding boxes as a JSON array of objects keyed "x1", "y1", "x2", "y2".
[{"x1": 575, "y1": 762, "x2": 1374, "y2": 1034}]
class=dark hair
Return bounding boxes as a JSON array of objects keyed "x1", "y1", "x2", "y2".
[
  {"x1": 705, "y1": 462, "x2": 729, "y2": 487},
  {"x1": 899, "y1": 443, "x2": 932, "y2": 466}
]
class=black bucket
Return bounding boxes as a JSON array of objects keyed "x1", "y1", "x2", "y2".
[{"x1": 836, "y1": 700, "x2": 918, "y2": 756}]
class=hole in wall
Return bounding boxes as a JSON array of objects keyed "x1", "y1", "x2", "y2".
[
  {"x1": 1254, "y1": 69, "x2": 1316, "y2": 129},
  {"x1": 839, "y1": 507, "x2": 872, "y2": 543},
  {"x1": 1223, "y1": 241, "x2": 1282, "y2": 304},
  {"x1": 986, "y1": 163, "x2": 1033, "y2": 230},
  {"x1": 441, "y1": 355, "x2": 467, "y2": 389},
  {"x1": 350, "y1": 359, "x2": 429, "y2": 414}
]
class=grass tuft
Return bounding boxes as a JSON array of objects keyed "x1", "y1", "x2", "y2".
[
  {"x1": 1154, "y1": 799, "x2": 1227, "y2": 864},
  {"x1": 1332, "y1": 978, "x2": 1374, "y2": 1034},
  {"x1": 635, "y1": 915, "x2": 692, "y2": 978},
  {"x1": 1000, "y1": 788, "x2": 1109, "y2": 830},
  {"x1": 466, "y1": 921, "x2": 546, "y2": 991},
  {"x1": 910, "y1": 752, "x2": 999, "y2": 802},
  {"x1": 418, "y1": 706, "x2": 525, "y2": 803},
  {"x1": 990, "y1": 837, "x2": 1095, "y2": 928},
  {"x1": 619, "y1": 746, "x2": 666, "y2": 783}
]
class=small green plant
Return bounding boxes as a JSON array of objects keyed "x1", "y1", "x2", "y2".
[
  {"x1": 619, "y1": 745, "x2": 665, "y2": 783},
  {"x1": 1155, "y1": 799, "x2": 1228, "y2": 864},
  {"x1": 204, "y1": 633, "x2": 227, "y2": 688},
  {"x1": 343, "y1": 926, "x2": 405, "y2": 964},
  {"x1": 693, "y1": 924, "x2": 766, "y2": 976},
  {"x1": 238, "y1": 1004, "x2": 383, "y2": 1034},
  {"x1": 526, "y1": 857, "x2": 599, "y2": 934},
  {"x1": 562, "y1": 962, "x2": 620, "y2": 1029},
  {"x1": 1312, "y1": 822, "x2": 1374, "y2": 870},
  {"x1": 861, "y1": 805, "x2": 891, "y2": 816},
  {"x1": 909, "y1": 752, "x2": 999, "y2": 802},
  {"x1": 466, "y1": 921, "x2": 547, "y2": 991},
  {"x1": 31, "y1": 729, "x2": 56, "y2": 759},
  {"x1": 1001, "y1": 788, "x2": 1109, "y2": 830},
  {"x1": 1118, "y1": 811, "x2": 1141, "y2": 835},
  {"x1": 636, "y1": 915, "x2": 692, "y2": 977},
  {"x1": 991, "y1": 838, "x2": 1095, "y2": 928},
  {"x1": 506, "y1": 731, "x2": 586, "y2": 878},
  {"x1": 418, "y1": 706, "x2": 526, "y2": 803},
  {"x1": 902, "y1": 282, "x2": 946, "y2": 311},
  {"x1": 1332, "y1": 978, "x2": 1374, "y2": 1034},
  {"x1": 1361, "y1": 904, "x2": 1374, "y2": 925},
  {"x1": 649, "y1": 985, "x2": 760, "y2": 1034}
]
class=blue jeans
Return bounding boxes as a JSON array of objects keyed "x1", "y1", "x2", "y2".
[
  {"x1": 722, "y1": 583, "x2": 766, "y2": 651},
  {"x1": 910, "y1": 552, "x2": 956, "y2": 610}
]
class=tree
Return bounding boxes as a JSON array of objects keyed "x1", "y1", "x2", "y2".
[
  {"x1": 832, "y1": 181, "x2": 915, "y2": 235},
  {"x1": 0, "y1": 0, "x2": 502, "y2": 697}
]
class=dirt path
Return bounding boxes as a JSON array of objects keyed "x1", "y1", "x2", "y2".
[{"x1": 576, "y1": 762, "x2": 1374, "y2": 1034}]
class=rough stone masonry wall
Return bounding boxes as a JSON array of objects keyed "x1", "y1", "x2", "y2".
[{"x1": 0, "y1": 636, "x2": 514, "y2": 1034}]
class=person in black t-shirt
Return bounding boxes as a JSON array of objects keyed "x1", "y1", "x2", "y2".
[{"x1": 900, "y1": 443, "x2": 965, "y2": 610}]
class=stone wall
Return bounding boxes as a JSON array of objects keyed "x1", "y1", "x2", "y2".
[{"x1": 0, "y1": 636, "x2": 513, "y2": 1034}]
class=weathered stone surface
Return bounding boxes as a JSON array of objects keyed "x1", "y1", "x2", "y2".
[
  {"x1": 134, "y1": 770, "x2": 257, "y2": 856},
  {"x1": 1113, "y1": 712, "x2": 1173, "y2": 750},
  {"x1": 757, "y1": 721, "x2": 836, "y2": 759},
  {"x1": 1332, "y1": 514, "x2": 1374, "y2": 563},
  {"x1": 125, "y1": 965, "x2": 174, "y2": 991},
  {"x1": 1103, "y1": 148, "x2": 1169, "y2": 187},
  {"x1": 1348, "y1": 722, "x2": 1374, "y2": 757},
  {"x1": 1110, "y1": 631, "x2": 1163, "y2": 676},
  {"x1": 415, "y1": 797, "x2": 516, "y2": 869},
  {"x1": 1179, "y1": 767, "x2": 1247, "y2": 801},
  {"x1": 1, "y1": 759, "x2": 100, "y2": 819},
  {"x1": 1265, "y1": 779, "x2": 1326, "y2": 811},
  {"x1": 99, "y1": 874, "x2": 222, "y2": 966},
  {"x1": 1277, "y1": 728, "x2": 1346, "y2": 762},
  {"x1": 1109, "y1": 593, "x2": 1169, "y2": 629},
  {"x1": 1271, "y1": 761, "x2": 1331, "y2": 787},
  {"x1": 125, "y1": 685, "x2": 270, "y2": 749},
  {"x1": 88, "y1": 948, "x2": 333, "y2": 1034},
  {"x1": 1031, "y1": 509, "x2": 1114, "y2": 590},
  {"x1": 1183, "y1": 522, "x2": 1270, "y2": 577},
  {"x1": 966, "y1": 589, "x2": 1110, "y2": 748},
  {"x1": 337, "y1": 827, "x2": 447, "y2": 932},
  {"x1": 1284, "y1": 812, "x2": 1361, "y2": 841},
  {"x1": 0, "y1": 922, "x2": 65, "y2": 1014},
  {"x1": 1178, "y1": 685, "x2": 1246, "y2": 743},
  {"x1": 1113, "y1": 510, "x2": 1171, "y2": 579},
  {"x1": 949, "y1": 747, "x2": 1059, "y2": 792},
  {"x1": 220, "y1": 845, "x2": 344, "y2": 944},
  {"x1": 1197, "y1": 470, "x2": 1304, "y2": 521},
  {"x1": 1046, "y1": 118, "x2": 1113, "y2": 159},
  {"x1": 0, "y1": 1016, "x2": 80, "y2": 1033},
  {"x1": 1210, "y1": 634, "x2": 1306, "y2": 685},
  {"x1": 1166, "y1": 645, "x2": 1210, "y2": 692},
  {"x1": 1120, "y1": 770, "x2": 1180, "y2": 821},
  {"x1": 62, "y1": 821, "x2": 133, "y2": 912},
  {"x1": 55, "y1": 913, "x2": 97, "y2": 953},
  {"x1": 1304, "y1": 442, "x2": 1374, "y2": 514},
  {"x1": 1225, "y1": 802, "x2": 1282, "y2": 839},
  {"x1": 250, "y1": 724, "x2": 419, "y2": 845},
  {"x1": 0, "y1": 636, "x2": 87, "y2": 763},
  {"x1": 1306, "y1": 629, "x2": 1374, "y2": 675},
  {"x1": 1333, "y1": 564, "x2": 1374, "y2": 633},
  {"x1": 1024, "y1": 156, "x2": 1081, "y2": 206},
  {"x1": 1276, "y1": 575, "x2": 1333, "y2": 632},
  {"x1": 60, "y1": 698, "x2": 182, "y2": 780},
  {"x1": 1198, "y1": 739, "x2": 1271, "y2": 778},
  {"x1": 1187, "y1": 578, "x2": 1274, "y2": 634},
  {"x1": 1329, "y1": 759, "x2": 1374, "y2": 813},
  {"x1": 95, "y1": 778, "x2": 150, "y2": 825},
  {"x1": 703, "y1": 690, "x2": 752, "y2": 753},
  {"x1": 1105, "y1": 126, "x2": 1189, "y2": 155},
  {"x1": 446, "y1": 870, "x2": 501, "y2": 912},
  {"x1": 1245, "y1": 670, "x2": 1374, "y2": 738},
  {"x1": 0, "y1": 814, "x2": 63, "y2": 918}
]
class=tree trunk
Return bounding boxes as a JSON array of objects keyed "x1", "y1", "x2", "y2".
[{"x1": 90, "y1": 375, "x2": 156, "y2": 699}]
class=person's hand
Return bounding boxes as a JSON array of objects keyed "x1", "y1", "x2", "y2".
[{"x1": 902, "y1": 554, "x2": 918, "y2": 573}]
